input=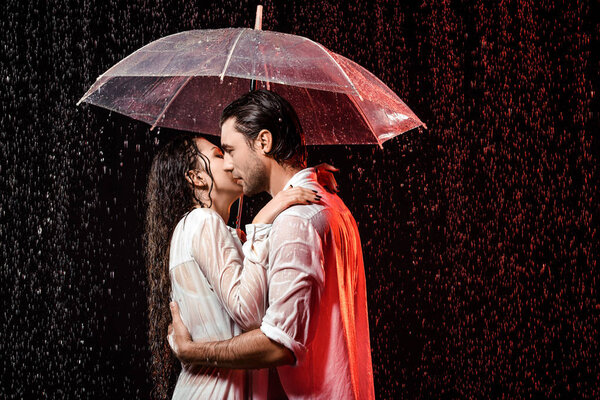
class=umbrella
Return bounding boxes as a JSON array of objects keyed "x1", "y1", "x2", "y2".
[
  {"x1": 77, "y1": 8, "x2": 425, "y2": 149},
  {"x1": 80, "y1": 13, "x2": 419, "y2": 393},
  {"x1": 78, "y1": 6, "x2": 425, "y2": 229}
]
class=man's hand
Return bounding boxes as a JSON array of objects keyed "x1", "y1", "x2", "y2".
[{"x1": 167, "y1": 301, "x2": 193, "y2": 363}]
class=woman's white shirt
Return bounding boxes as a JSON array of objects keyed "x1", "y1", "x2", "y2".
[{"x1": 168, "y1": 207, "x2": 270, "y2": 400}]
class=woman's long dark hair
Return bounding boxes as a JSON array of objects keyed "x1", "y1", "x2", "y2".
[{"x1": 144, "y1": 134, "x2": 213, "y2": 399}]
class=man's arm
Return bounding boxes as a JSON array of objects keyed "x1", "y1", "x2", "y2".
[
  {"x1": 168, "y1": 214, "x2": 323, "y2": 369},
  {"x1": 168, "y1": 301, "x2": 294, "y2": 369}
]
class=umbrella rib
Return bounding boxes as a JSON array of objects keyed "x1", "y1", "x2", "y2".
[
  {"x1": 219, "y1": 29, "x2": 246, "y2": 83},
  {"x1": 346, "y1": 94, "x2": 383, "y2": 149},
  {"x1": 150, "y1": 76, "x2": 193, "y2": 131},
  {"x1": 77, "y1": 76, "x2": 109, "y2": 106},
  {"x1": 307, "y1": 38, "x2": 364, "y2": 101},
  {"x1": 303, "y1": 87, "x2": 330, "y2": 145}
]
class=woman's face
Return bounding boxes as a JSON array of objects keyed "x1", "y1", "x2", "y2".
[{"x1": 193, "y1": 137, "x2": 243, "y2": 202}]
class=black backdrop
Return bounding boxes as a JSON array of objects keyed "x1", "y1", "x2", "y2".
[{"x1": 1, "y1": 0, "x2": 597, "y2": 398}]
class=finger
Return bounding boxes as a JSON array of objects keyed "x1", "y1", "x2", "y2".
[
  {"x1": 328, "y1": 178, "x2": 339, "y2": 193},
  {"x1": 293, "y1": 188, "x2": 320, "y2": 198},
  {"x1": 286, "y1": 187, "x2": 313, "y2": 196},
  {"x1": 282, "y1": 187, "x2": 321, "y2": 206},
  {"x1": 288, "y1": 192, "x2": 314, "y2": 205},
  {"x1": 170, "y1": 301, "x2": 182, "y2": 324},
  {"x1": 167, "y1": 330, "x2": 175, "y2": 351},
  {"x1": 323, "y1": 163, "x2": 339, "y2": 172},
  {"x1": 312, "y1": 188, "x2": 326, "y2": 197},
  {"x1": 325, "y1": 183, "x2": 339, "y2": 193},
  {"x1": 301, "y1": 190, "x2": 322, "y2": 203}
]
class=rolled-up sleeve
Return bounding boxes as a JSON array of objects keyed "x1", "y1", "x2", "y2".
[
  {"x1": 190, "y1": 211, "x2": 271, "y2": 331},
  {"x1": 243, "y1": 223, "x2": 271, "y2": 264},
  {"x1": 260, "y1": 214, "x2": 324, "y2": 365}
]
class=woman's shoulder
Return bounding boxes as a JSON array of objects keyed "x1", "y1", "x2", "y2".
[{"x1": 179, "y1": 207, "x2": 226, "y2": 232}]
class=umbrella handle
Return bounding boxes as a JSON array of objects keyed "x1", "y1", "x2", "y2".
[{"x1": 235, "y1": 195, "x2": 244, "y2": 230}]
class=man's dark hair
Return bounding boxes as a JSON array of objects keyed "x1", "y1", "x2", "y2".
[{"x1": 220, "y1": 89, "x2": 306, "y2": 168}]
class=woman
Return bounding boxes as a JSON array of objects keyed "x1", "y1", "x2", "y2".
[{"x1": 145, "y1": 134, "x2": 323, "y2": 399}]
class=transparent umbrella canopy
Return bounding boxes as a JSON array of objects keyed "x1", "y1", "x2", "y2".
[{"x1": 78, "y1": 27, "x2": 425, "y2": 147}]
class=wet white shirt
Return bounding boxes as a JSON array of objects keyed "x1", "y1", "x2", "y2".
[
  {"x1": 260, "y1": 168, "x2": 375, "y2": 400},
  {"x1": 168, "y1": 207, "x2": 271, "y2": 400}
]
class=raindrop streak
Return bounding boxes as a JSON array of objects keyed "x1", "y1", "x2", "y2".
[{"x1": 1, "y1": 1, "x2": 596, "y2": 400}]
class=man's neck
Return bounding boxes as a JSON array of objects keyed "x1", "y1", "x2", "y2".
[{"x1": 267, "y1": 163, "x2": 302, "y2": 197}]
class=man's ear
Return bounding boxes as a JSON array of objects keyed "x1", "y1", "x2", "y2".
[
  {"x1": 185, "y1": 169, "x2": 208, "y2": 188},
  {"x1": 254, "y1": 129, "x2": 273, "y2": 154}
]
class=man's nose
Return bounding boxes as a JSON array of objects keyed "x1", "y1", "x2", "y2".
[{"x1": 223, "y1": 153, "x2": 234, "y2": 172}]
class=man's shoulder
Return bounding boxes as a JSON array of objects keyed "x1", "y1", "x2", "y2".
[
  {"x1": 273, "y1": 194, "x2": 348, "y2": 232},
  {"x1": 279, "y1": 203, "x2": 322, "y2": 219}
]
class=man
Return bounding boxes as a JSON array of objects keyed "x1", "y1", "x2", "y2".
[{"x1": 168, "y1": 89, "x2": 375, "y2": 399}]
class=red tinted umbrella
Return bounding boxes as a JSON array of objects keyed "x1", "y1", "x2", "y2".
[{"x1": 78, "y1": 19, "x2": 424, "y2": 148}]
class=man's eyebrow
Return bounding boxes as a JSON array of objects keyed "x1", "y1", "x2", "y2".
[{"x1": 221, "y1": 144, "x2": 233, "y2": 151}]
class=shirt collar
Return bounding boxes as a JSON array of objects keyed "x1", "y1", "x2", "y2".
[{"x1": 283, "y1": 167, "x2": 317, "y2": 188}]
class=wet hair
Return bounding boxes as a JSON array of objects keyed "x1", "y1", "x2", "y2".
[
  {"x1": 220, "y1": 89, "x2": 307, "y2": 169},
  {"x1": 144, "y1": 134, "x2": 213, "y2": 399}
]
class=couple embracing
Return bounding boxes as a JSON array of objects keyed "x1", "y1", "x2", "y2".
[{"x1": 145, "y1": 89, "x2": 375, "y2": 399}]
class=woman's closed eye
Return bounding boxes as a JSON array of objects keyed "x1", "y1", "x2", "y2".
[{"x1": 212, "y1": 147, "x2": 225, "y2": 158}]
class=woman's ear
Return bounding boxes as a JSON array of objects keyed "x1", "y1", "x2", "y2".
[
  {"x1": 255, "y1": 129, "x2": 273, "y2": 154},
  {"x1": 185, "y1": 169, "x2": 208, "y2": 188}
]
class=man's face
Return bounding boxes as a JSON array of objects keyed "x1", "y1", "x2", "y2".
[{"x1": 220, "y1": 118, "x2": 268, "y2": 196}]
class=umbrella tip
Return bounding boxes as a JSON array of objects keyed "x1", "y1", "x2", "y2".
[{"x1": 254, "y1": 5, "x2": 263, "y2": 30}]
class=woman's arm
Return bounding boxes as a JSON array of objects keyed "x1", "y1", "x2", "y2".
[
  {"x1": 189, "y1": 188, "x2": 319, "y2": 331},
  {"x1": 252, "y1": 186, "x2": 321, "y2": 224},
  {"x1": 190, "y1": 211, "x2": 269, "y2": 331}
]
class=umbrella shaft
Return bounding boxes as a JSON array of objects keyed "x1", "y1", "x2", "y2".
[{"x1": 236, "y1": 195, "x2": 243, "y2": 230}]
